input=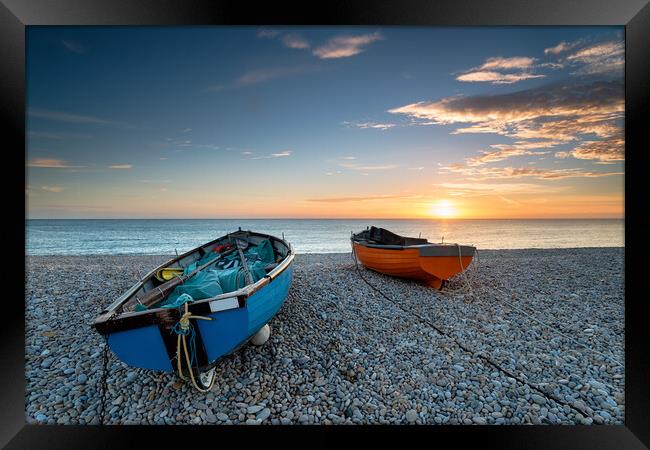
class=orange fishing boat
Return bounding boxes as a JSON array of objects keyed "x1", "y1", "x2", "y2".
[{"x1": 351, "y1": 226, "x2": 476, "y2": 289}]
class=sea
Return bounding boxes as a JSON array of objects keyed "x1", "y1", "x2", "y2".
[{"x1": 25, "y1": 219, "x2": 625, "y2": 256}]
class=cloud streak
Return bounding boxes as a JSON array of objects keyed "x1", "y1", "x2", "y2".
[
  {"x1": 466, "y1": 141, "x2": 560, "y2": 166},
  {"x1": 339, "y1": 162, "x2": 398, "y2": 171},
  {"x1": 62, "y1": 40, "x2": 86, "y2": 54},
  {"x1": 28, "y1": 108, "x2": 125, "y2": 127},
  {"x1": 41, "y1": 185, "x2": 64, "y2": 193},
  {"x1": 257, "y1": 29, "x2": 310, "y2": 52},
  {"x1": 257, "y1": 29, "x2": 281, "y2": 39},
  {"x1": 477, "y1": 56, "x2": 537, "y2": 70},
  {"x1": 247, "y1": 150, "x2": 293, "y2": 160},
  {"x1": 388, "y1": 80, "x2": 623, "y2": 143},
  {"x1": 342, "y1": 121, "x2": 396, "y2": 131},
  {"x1": 313, "y1": 32, "x2": 382, "y2": 59},
  {"x1": 543, "y1": 38, "x2": 623, "y2": 75},
  {"x1": 456, "y1": 71, "x2": 545, "y2": 84},
  {"x1": 456, "y1": 56, "x2": 547, "y2": 85},
  {"x1": 565, "y1": 41, "x2": 624, "y2": 75},
  {"x1": 436, "y1": 182, "x2": 566, "y2": 195},
  {"x1": 390, "y1": 65, "x2": 624, "y2": 185},
  {"x1": 306, "y1": 194, "x2": 417, "y2": 203},
  {"x1": 208, "y1": 66, "x2": 321, "y2": 91},
  {"x1": 440, "y1": 164, "x2": 622, "y2": 180},
  {"x1": 27, "y1": 158, "x2": 84, "y2": 169},
  {"x1": 556, "y1": 135, "x2": 624, "y2": 162},
  {"x1": 282, "y1": 34, "x2": 310, "y2": 49},
  {"x1": 28, "y1": 131, "x2": 93, "y2": 140},
  {"x1": 108, "y1": 164, "x2": 133, "y2": 169},
  {"x1": 544, "y1": 41, "x2": 579, "y2": 55}
]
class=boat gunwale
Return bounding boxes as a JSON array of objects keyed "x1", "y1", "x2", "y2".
[
  {"x1": 351, "y1": 238, "x2": 476, "y2": 254},
  {"x1": 93, "y1": 230, "x2": 294, "y2": 334}
]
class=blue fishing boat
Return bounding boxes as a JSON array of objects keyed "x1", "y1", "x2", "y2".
[{"x1": 93, "y1": 229, "x2": 294, "y2": 391}]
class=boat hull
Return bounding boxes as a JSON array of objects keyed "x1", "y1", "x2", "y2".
[
  {"x1": 94, "y1": 229, "x2": 295, "y2": 374},
  {"x1": 352, "y1": 242, "x2": 474, "y2": 289},
  {"x1": 106, "y1": 264, "x2": 293, "y2": 372}
]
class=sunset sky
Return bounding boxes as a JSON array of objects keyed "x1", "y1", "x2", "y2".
[{"x1": 26, "y1": 26, "x2": 624, "y2": 219}]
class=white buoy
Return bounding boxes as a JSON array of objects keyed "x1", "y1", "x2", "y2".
[{"x1": 251, "y1": 324, "x2": 270, "y2": 346}]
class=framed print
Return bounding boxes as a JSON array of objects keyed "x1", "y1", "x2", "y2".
[{"x1": 3, "y1": 0, "x2": 649, "y2": 448}]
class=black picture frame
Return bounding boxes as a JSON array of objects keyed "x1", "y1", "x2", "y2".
[{"x1": 4, "y1": 0, "x2": 649, "y2": 448}]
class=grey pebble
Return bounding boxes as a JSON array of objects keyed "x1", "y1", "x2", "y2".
[
  {"x1": 256, "y1": 408, "x2": 271, "y2": 422},
  {"x1": 41, "y1": 358, "x2": 54, "y2": 369},
  {"x1": 24, "y1": 250, "x2": 625, "y2": 426},
  {"x1": 531, "y1": 394, "x2": 546, "y2": 405},
  {"x1": 405, "y1": 410, "x2": 418, "y2": 423},
  {"x1": 247, "y1": 405, "x2": 264, "y2": 414}
]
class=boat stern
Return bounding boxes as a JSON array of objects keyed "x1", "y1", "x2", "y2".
[{"x1": 418, "y1": 244, "x2": 476, "y2": 283}]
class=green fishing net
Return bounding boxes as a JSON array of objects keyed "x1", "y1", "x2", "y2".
[{"x1": 145, "y1": 238, "x2": 277, "y2": 310}]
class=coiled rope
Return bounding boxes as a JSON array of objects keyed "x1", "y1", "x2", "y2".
[
  {"x1": 350, "y1": 246, "x2": 600, "y2": 423},
  {"x1": 172, "y1": 301, "x2": 216, "y2": 393}
]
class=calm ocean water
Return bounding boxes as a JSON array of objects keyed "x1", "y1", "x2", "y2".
[{"x1": 25, "y1": 219, "x2": 624, "y2": 256}]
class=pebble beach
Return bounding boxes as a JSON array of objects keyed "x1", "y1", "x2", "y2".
[{"x1": 25, "y1": 247, "x2": 625, "y2": 425}]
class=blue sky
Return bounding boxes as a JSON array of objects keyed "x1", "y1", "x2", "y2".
[{"x1": 26, "y1": 26, "x2": 624, "y2": 218}]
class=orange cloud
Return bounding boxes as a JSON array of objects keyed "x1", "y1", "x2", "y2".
[
  {"x1": 466, "y1": 141, "x2": 560, "y2": 166},
  {"x1": 389, "y1": 80, "x2": 624, "y2": 174},
  {"x1": 456, "y1": 56, "x2": 550, "y2": 84},
  {"x1": 436, "y1": 182, "x2": 566, "y2": 195},
  {"x1": 389, "y1": 80, "x2": 623, "y2": 138},
  {"x1": 565, "y1": 41, "x2": 624, "y2": 75},
  {"x1": 440, "y1": 164, "x2": 623, "y2": 180},
  {"x1": 306, "y1": 194, "x2": 418, "y2": 203},
  {"x1": 560, "y1": 136, "x2": 625, "y2": 162},
  {"x1": 28, "y1": 158, "x2": 84, "y2": 168},
  {"x1": 41, "y1": 185, "x2": 64, "y2": 193}
]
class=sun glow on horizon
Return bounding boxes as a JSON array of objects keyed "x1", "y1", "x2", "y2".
[{"x1": 429, "y1": 199, "x2": 458, "y2": 218}]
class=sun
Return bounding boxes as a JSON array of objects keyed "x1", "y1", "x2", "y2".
[{"x1": 430, "y1": 199, "x2": 457, "y2": 218}]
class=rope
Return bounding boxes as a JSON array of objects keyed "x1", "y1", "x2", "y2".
[
  {"x1": 350, "y1": 247, "x2": 598, "y2": 423},
  {"x1": 98, "y1": 335, "x2": 112, "y2": 425},
  {"x1": 98, "y1": 309, "x2": 118, "y2": 424},
  {"x1": 437, "y1": 243, "x2": 477, "y2": 298},
  {"x1": 172, "y1": 302, "x2": 216, "y2": 393}
]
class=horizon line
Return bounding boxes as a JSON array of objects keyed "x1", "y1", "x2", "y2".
[{"x1": 26, "y1": 217, "x2": 625, "y2": 221}]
